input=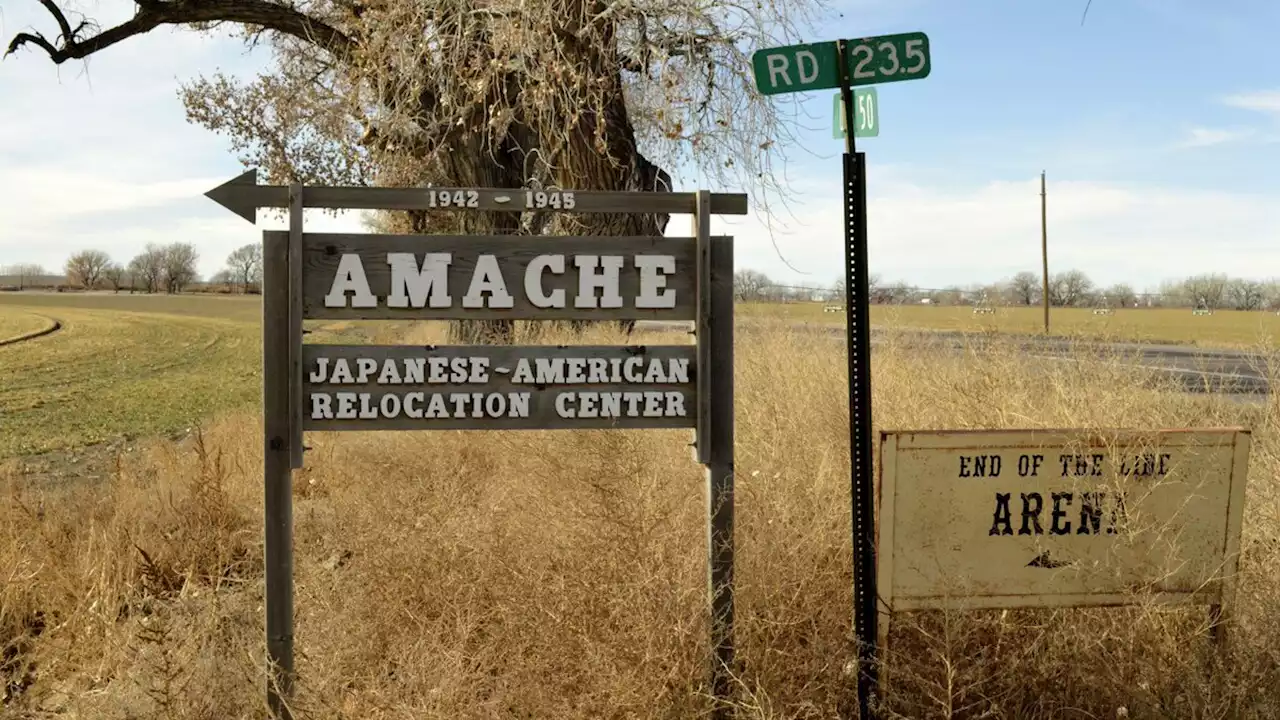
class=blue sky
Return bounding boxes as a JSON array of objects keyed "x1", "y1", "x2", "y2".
[{"x1": 1, "y1": 0, "x2": 1276, "y2": 292}]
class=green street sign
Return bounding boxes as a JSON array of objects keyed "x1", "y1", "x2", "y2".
[
  {"x1": 833, "y1": 89, "x2": 879, "y2": 139},
  {"x1": 751, "y1": 32, "x2": 931, "y2": 96}
]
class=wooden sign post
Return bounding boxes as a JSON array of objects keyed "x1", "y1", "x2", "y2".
[{"x1": 207, "y1": 173, "x2": 747, "y2": 719}]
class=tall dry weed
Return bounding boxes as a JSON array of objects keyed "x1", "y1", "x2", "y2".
[{"x1": 1, "y1": 323, "x2": 1278, "y2": 718}]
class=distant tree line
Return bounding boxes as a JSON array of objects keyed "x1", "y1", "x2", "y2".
[
  {"x1": 56, "y1": 243, "x2": 202, "y2": 294},
  {"x1": 208, "y1": 244, "x2": 264, "y2": 294},
  {"x1": 734, "y1": 268, "x2": 1280, "y2": 311},
  {"x1": 11, "y1": 253, "x2": 1278, "y2": 310},
  {"x1": 2, "y1": 243, "x2": 266, "y2": 295},
  {"x1": 0, "y1": 263, "x2": 52, "y2": 289}
]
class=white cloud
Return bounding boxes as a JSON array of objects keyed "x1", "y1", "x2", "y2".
[
  {"x1": 0, "y1": 1, "x2": 274, "y2": 277},
  {"x1": 699, "y1": 172, "x2": 1279, "y2": 291},
  {"x1": 2, "y1": 169, "x2": 219, "y2": 219},
  {"x1": 1221, "y1": 90, "x2": 1280, "y2": 117},
  {"x1": 1, "y1": 2, "x2": 1275, "y2": 294},
  {"x1": 1166, "y1": 90, "x2": 1280, "y2": 150},
  {"x1": 0, "y1": 161, "x2": 367, "y2": 277},
  {"x1": 1174, "y1": 126, "x2": 1255, "y2": 149}
]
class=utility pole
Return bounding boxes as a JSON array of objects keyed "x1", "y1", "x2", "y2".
[{"x1": 1040, "y1": 170, "x2": 1050, "y2": 334}]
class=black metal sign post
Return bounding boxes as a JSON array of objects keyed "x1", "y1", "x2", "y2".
[
  {"x1": 836, "y1": 38, "x2": 879, "y2": 720},
  {"x1": 753, "y1": 32, "x2": 930, "y2": 718}
]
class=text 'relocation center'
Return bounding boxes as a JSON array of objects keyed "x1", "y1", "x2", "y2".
[{"x1": 324, "y1": 252, "x2": 679, "y2": 309}]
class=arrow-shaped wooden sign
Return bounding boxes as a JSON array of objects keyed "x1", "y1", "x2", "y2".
[{"x1": 204, "y1": 168, "x2": 750, "y2": 223}]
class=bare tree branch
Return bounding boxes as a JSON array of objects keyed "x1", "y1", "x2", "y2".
[
  {"x1": 36, "y1": 0, "x2": 73, "y2": 44},
  {"x1": 6, "y1": 0, "x2": 356, "y2": 63}
]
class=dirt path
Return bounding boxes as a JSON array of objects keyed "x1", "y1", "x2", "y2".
[{"x1": 0, "y1": 310, "x2": 61, "y2": 347}]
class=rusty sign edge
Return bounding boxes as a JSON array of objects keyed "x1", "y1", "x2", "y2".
[
  {"x1": 885, "y1": 427, "x2": 1249, "y2": 451},
  {"x1": 875, "y1": 431, "x2": 900, "y2": 644}
]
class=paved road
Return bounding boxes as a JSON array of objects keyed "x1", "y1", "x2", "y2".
[
  {"x1": 898, "y1": 332, "x2": 1271, "y2": 396},
  {"x1": 988, "y1": 336, "x2": 1270, "y2": 396},
  {"x1": 635, "y1": 320, "x2": 1273, "y2": 397}
]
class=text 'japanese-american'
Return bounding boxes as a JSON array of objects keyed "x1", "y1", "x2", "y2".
[{"x1": 302, "y1": 345, "x2": 698, "y2": 431}]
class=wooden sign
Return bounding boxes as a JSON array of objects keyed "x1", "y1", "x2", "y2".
[
  {"x1": 875, "y1": 427, "x2": 1251, "y2": 688},
  {"x1": 221, "y1": 176, "x2": 744, "y2": 720},
  {"x1": 303, "y1": 344, "x2": 697, "y2": 431},
  {"x1": 279, "y1": 232, "x2": 704, "y2": 321},
  {"x1": 206, "y1": 168, "x2": 749, "y2": 222}
]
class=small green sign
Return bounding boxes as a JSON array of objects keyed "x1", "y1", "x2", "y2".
[
  {"x1": 751, "y1": 32, "x2": 931, "y2": 96},
  {"x1": 833, "y1": 89, "x2": 879, "y2": 139}
]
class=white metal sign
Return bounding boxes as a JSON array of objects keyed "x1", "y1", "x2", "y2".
[{"x1": 877, "y1": 427, "x2": 1250, "y2": 617}]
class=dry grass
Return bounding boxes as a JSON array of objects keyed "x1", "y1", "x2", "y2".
[
  {"x1": 741, "y1": 302, "x2": 1280, "y2": 349},
  {"x1": 3, "y1": 322, "x2": 1280, "y2": 719},
  {"x1": 0, "y1": 309, "x2": 55, "y2": 344}
]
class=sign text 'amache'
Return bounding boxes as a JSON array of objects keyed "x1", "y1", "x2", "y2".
[{"x1": 286, "y1": 232, "x2": 705, "y2": 321}]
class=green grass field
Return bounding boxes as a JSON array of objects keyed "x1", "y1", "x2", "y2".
[
  {"x1": 0, "y1": 293, "x2": 458, "y2": 458},
  {"x1": 741, "y1": 302, "x2": 1280, "y2": 348},
  {"x1": 0, "y1": 294, "x2": 275, "y2": 457},
  {"x1": 0, "y1": 303, "x2": 259, "y2": 456}
]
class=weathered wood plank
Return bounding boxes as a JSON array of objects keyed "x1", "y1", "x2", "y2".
[
  {"x1": 706, "y1": 234, "x2": 736, "y2": 709},
  {"x1": 289, "y1": 232, "x2": 704, "y2": 321},
  {"x1": 261, "y1": 231, "x2": 296, "y2": 719},
  {"x1": 288, "y1": 184, "x2": 305, "y2": 470},
  {"x1": 304, "y1": 186, "x2": 750, "y2": 215},
  {"x1": 694, "y1": 190, "x2": 713, "y2": 465},
  {"x1": 207, "y1": 170, "x2": 750, "y2": 219},
  {"x1": 302, "y1": 344, "x2": 697, "y2": 431}
]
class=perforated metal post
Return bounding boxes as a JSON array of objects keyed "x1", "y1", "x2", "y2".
[
  {"x1": 845, "y1": 150, "x2": 878, "y2": 718},
  {"x1": 837, "y1": 38, "x2": 880, "y2": 720}
]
